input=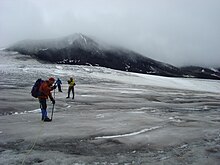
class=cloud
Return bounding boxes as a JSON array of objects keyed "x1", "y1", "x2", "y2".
[{"x1": 0, "y1": 0, "x2": 220, "y2": 67}]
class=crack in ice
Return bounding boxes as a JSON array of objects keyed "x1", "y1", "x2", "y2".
[{"x1": 95, "y1": 126, "x2": 161, "y2": 139}]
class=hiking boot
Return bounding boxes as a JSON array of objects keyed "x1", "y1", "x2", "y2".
[
  {"x1": 42, "y1": 116, "x2": 47, "y2": 121},
  {"x1": 66, "y1": 97, "x2": 70, "y2": 99},
  {"x1": 44, "y1": 117, "x2": 52, "y2": 122}
]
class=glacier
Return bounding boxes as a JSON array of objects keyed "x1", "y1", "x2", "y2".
[{"x1": 0, "y1": 50, "x2": 220, "y2": 165}]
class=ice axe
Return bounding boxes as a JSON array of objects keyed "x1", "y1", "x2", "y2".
[{"x1": 51, "y1": 87, "x2": 56, "y2": 121}]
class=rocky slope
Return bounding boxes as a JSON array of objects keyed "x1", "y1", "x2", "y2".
[{"x1": 7, "y1": 33, "x2": 220, "y2": 79}]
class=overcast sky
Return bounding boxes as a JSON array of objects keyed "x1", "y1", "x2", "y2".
[{"x1": 0, "y1": 0, "x2": 220, "y2": 67}]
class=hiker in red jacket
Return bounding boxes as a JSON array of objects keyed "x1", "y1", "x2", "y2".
[{"x1": 38, "y1": 77, "x2": 56, "y2": 122}]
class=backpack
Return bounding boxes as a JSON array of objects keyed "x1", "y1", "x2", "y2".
[{"x1": 31, "y1": 78, "x2": 44, "y2": 98}]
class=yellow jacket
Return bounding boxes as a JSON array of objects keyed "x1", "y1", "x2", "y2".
[{"x1": 68, "y1": 79, "x2": 75, "y2": 87}]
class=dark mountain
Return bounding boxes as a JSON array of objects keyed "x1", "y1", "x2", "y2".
[
  {"x1": 7, "y1": 33, "x2": 184, "y2": 77},
  {"x1": 180, "y1": 66, "x2": 220, "y2": 80},
  {"x1": 6, "y1": 33, "x2": 220, "y2": 80}
]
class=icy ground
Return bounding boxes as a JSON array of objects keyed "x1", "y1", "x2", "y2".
[{"x1": 0, "y1": 50, "x2": 220, "y2": 165}]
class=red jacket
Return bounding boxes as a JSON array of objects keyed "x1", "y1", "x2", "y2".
[{"x1": 38, "y1": 80, "x2": 53, "y2": 99}]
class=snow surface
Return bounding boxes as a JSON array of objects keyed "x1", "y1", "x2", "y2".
[{"x1": 0, "y1": 50, "x2": 220, "y2": 165}]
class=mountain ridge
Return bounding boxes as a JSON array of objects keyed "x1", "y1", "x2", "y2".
[{"x1": 6, "y1": 33, "x2": 220, "y2": 80}]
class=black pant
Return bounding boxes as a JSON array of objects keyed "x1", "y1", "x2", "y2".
[
  {"x1": 67, "y1": 86, "x2": 74, "y2": 98},
  {"x1": 57, "y1": 84, "x2": 62, "y2": 92},
  {"x1": 39, "y1": 98, "x2": 48, "y2": 119},
  {"x1": 39, "y1": 98, "x2": 47, "y2": 110}
]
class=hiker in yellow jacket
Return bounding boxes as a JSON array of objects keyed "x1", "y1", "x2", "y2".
[{"x1": 66, "y1": 77, "x2": 76, "y2": 99}]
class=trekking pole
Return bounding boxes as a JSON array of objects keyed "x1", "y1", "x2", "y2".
[{"x1": 51, "y1": 88, "x2": 56, "y2": 121}]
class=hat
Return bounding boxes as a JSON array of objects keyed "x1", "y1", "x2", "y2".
[{"x1": 48, "y1": 77, "x2": 55, "y2": 82}]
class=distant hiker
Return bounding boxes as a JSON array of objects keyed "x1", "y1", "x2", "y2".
[
  {"x1": 66, "y1": 77, "x2": 76, "y2": 99},
  {"x1": 55, "y1": 78, "x2": 62, "y2": 92},
  {"x1": 38, "y1": 77, "x2": 56, "y2": 122}
]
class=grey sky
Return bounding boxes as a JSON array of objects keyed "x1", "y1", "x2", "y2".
[{"x1": 0, "y1": 0, "x2": 220, "y2": 67}]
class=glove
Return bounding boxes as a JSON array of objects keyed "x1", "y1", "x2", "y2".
[
  {"x1": 51, "y1": 99, "x2": 55, "y2": 104},
  {"x1": 52, "y1": 85, "x2": 57, "y2": 89}
]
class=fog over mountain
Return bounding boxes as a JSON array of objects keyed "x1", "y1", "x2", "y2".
[
  {"x1": 7, "y1": 33, "x2": 220, "y2": 80},
  {"x1": 1, "y1": 0, "x2": 220, "y2": 67}
]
